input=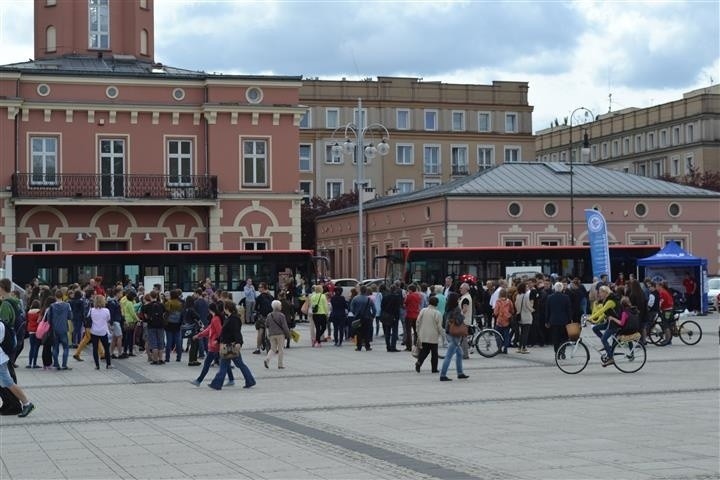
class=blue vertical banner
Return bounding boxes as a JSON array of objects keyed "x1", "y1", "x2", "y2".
[{"x1": 584, "y1": 209, "x2": 611, "y2": 280}]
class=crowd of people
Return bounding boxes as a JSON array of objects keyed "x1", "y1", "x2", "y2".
[{"x1": 0, "y1": 270, "x2": 698, "y2": 417}]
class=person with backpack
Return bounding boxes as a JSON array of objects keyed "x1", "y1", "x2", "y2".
[
  {"x1": 253, "y1": 282, "x2": 275, "y2": 353},
  {"x1": 163, "y1": 289, "x2": 184, "y2": 362},
  {"x1": 0, "y1": 321, "x2": 35, "y2": 417},
  {"x1": 106, "y1": 287, "x2": 125, "y2": 359},
  {"x1": 0, "y1": 279, "x2": 20, "y2": 368},
  {"x1": 349, "y1": 285, "x2": 376, "y2": 351},
  {"x1": 181, "y1": 296, "x2": 203, "y2": 366},
  {"x1": 492, "y1": 288, "x2": 515, "y2": 354},
  {"x1": 141, "y1": 290, "x2": 166, "y2": 365},
  {"x1": 69, "y1": 290, "x2": 86, "y2": 348}
]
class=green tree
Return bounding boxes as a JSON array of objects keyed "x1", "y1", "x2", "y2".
[{"x1": 301, "y1": 191, "x2": 358, "y2": 251}]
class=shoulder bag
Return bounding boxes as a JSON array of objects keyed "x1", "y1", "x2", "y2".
[{"x1": 448, "y1": 309, "x2": 468, "y2": 337}]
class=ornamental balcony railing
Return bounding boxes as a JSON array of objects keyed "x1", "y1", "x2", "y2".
[{"x1": 11, "y1": 173, "x2": 218, "y2": 200}]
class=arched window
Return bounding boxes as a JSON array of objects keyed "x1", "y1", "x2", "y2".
[
  {"x1": 140, "y1": 29, "x2": 148, "y2": 55},
  {"x1": 46, "y1": 25, "x2": 57, "y2": 53}
]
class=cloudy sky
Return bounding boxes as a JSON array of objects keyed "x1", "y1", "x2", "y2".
[{"x1": 1, "y1": 0, "x2": 718, "y2": 132}]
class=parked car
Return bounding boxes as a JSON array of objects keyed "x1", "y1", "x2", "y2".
[
  {"x1": 331, "y1": 278, "x2": 359, "y2": 301},
  {"x1": 360, "y1": 278, "x2": 386, "y2": 289},
  {"x1": 707, "y1": 277, "x2": 720, "y2": 311}
]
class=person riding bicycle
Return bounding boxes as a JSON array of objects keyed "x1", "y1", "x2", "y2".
[
  {"x1": 589, "y1": 286, "x2": 620, "y2": 365},
  {"x1": 597, "y1": 295, "x2": 634, "y2": 367},
  {"x1": 656, "y1": 281, "x2": 675, "y2": 346}
]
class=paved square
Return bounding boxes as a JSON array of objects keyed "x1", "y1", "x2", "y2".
[{"x1": 1, "y1": 314, "x2": 718, "y2": 479}]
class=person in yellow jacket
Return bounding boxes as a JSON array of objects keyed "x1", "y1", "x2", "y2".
[
  {"x1": 120, "y1": 291, "x2": 139, "y2": 357},
  {"x1": 309, "y1": 284, "x2": 329, "y2": 347}
]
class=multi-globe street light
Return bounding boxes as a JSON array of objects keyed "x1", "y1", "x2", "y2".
[
  {"x1": 331, "y1": 98, "x2": 390, "y2": 281},
  {"x1": 568, "y1": 107, "x2": 594, "y2": 246}
]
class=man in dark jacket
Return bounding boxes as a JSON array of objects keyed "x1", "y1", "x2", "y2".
[
  {"x1": 545, "y1": 281, "x2": 572, "y2": 353},
  {"x1": 350, "y1": 285, "x2": 376, "y2": 351},
  {"x1": 252, "y1": 283, "x2": 274, "y2": 354}
]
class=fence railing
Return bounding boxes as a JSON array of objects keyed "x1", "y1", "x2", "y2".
[{"x1": 12, "y1": 173, "x2": 218, "y2": 200}]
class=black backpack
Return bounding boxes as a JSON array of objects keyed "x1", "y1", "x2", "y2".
[
  {"x1": 107, "y1": 298, "x2": 123, "y2": 324},
  {"x1": 0, "y1": 301, "x2": 18, "y2": 356}
]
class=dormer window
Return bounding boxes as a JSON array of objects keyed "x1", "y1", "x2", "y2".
[{"x1": 89, "y1": 0, "x2": 110, "y2": 50}]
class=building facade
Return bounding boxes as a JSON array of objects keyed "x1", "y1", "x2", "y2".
[
  {"x1": 535, "y1": 86, "x2": 720, "y2": 178},
  {"x1": 0, "y1": 0, "x2": 305, "y2": 255},
  {"x1": 316, "y1": 163, "x2": 720, "y2": 279},
  {"x1": 298, "y1": 77, "x2": 535, "y2": 201}
]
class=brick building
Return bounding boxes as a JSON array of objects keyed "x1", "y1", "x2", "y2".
[{"x1": 0, "y1": 0, "x2": 305, "y2": 255}]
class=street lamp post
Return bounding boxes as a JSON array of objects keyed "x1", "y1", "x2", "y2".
[
  {"x1": 568, "y1": 107, "x2": 594, "y2": 246},
  {"x1": 331, "y1": 98, "x2": 390, "y2": 280}
]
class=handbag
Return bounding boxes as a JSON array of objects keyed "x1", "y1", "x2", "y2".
[
  {"x1": 448, "y1": 318, "x2": 469, "y2": 337},
  {"x1": 219, "y1": 342, "x2": 241, "y2": 359},
  {"x1": 35, "y1": 319, "x2": 51, "y2": 342},
  {"x1": 290, "y1": 329, "x2": 300, "y2": 343},
  {"x1": 300, "y1": 298, "x2": 309, "y2": 316}
]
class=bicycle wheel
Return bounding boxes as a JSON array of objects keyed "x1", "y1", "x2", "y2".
[
  {"x1": 648, "y1": 319, "x2": 664, "y2": 345},
  {"x1": 678, "y1": 320, "x2": 702, "y2": 345},
  {"x1": 613, "y1": 341, "x2": 646, "y2": 373},
  {"x1": 556, "y1": 341, "x2": 589, "y2": 374},
  {"x1": 474, "y1": 329, "x2": 502, "y2": 358}
]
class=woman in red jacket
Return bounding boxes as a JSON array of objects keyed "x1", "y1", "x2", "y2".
[
  {"x1": 25, "y1": 300, "x2": 41, "y2": 369},
  {"x1": 190, "y1": 302, "x2": 223, "y2": 386}
]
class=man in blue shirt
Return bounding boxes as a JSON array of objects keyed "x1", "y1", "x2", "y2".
[{"x1": 49, "y1": 290, "x2": 73, "y2": 370}]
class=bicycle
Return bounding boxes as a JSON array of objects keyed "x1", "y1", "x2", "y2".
[
  {"x1": 468, "y1": 315, "x2": 503, "y2": 358},
  {"x1": 647, "y1": 310, "x2": 702, "y2": 346},
  {"x1": 555, "y1": 316, "x2": 647, "y2": 374}
]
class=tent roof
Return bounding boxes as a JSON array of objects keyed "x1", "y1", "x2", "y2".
[{"x1": 637, "y1": 241, "x2": 707, "y2": 266}]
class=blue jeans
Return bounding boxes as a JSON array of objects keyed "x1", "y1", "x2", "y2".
[
  {"x1": 195, "y1": 351, "x2": 219, "y2": 383},
  {"x1": 52, "y1": 332, "x2": 70, "y2": 368},
  {"x1": 209, "y1": 354, "x2": 255, "y2": 389},
  {"x1": 496, "y1": 325, "x2": 511, "y2": 351},
  {"x1": 28, "y1": 333, "x2": 41, "y2": 367},
  {"x1": 593, "y1": 322, "x2": 617, "y2": 358},
  {"x1": 383, "y1": 318, "x2": 399, "y2": 350},
  {"x1": 72, "y1": 319, "x2": 84, "y2": 345},
  {"x1": 165, "y1": 329, "x2": 183, "y2": 362},
  {"x1": 440, "y1": 335, "x2": 465, "y2": 377}
]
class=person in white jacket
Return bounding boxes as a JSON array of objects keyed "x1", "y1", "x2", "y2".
[{"x1": 414, "y1": 296, "x2": 445, "y2": 373}]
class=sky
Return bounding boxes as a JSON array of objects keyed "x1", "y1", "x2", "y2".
[{"x1": 0, "y1": 0, "x2": 718, "y2": 133}]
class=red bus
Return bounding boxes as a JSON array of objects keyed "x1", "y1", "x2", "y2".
[
  {"x1": 5, "y1": 250, "x2": 328, "y2": 295},
  {"x1": 379, "y1": 245, "x2": 660, "y2": 285}
]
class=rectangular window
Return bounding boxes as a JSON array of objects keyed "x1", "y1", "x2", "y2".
[
  {"x1": 505, "y1": 239, "x2": 524, "y2": 247},
  {"x1": 396, "y1": 144, "x2": 414, "y2": 165},
  {"x1": 685, "y1": 154, "x2": 694, "y2": 174},
  {"x1": 168, "y1": 242, "x2": 193, "y2": 251},
  {"x1": 31, "y1": 242, "x2": 57, "y2": 252},
  {"x1": 299, "y1": 110, "x2": 311, "y2": 129},
  {"x1": 623, "y1": 137, "x2": 630, "y2": 154},
  {"x1": 353, "y1": 108, "x2": 367, "y2": 128},
  {"x1": 395, "y1": 180, "x2": 414, "y2": 194},
  {"x1": 99, "y1": 138, "x2": 125, "y2": 197},
  {"x1": 242, "y1": 139, "x2": 267, "y2": 187},
  {"x1": 299, "y1": 181, "x2": 312, "y2": 204},
  {"x1": 396, "y1": 109, "x2": 410, "y2": 130},
  {"x1": 671, "y1": 157, "x2": 680, "y2": 176},
  {"x1": 637, "y1": 164, "x2": 647, "y2": 176},
  {"x1": 244, "y1": 241, "x2": 268, "y2": 251},
  {"x1": 652, "y1": 160, "x2": 663, "y2": 177},
  {"x1": 451, "y1": 111, "x2": 465, "y2": 131},
  {"x1": 88, "y1": 0, "x2": 109, "y2": 49},
  {"x1": 686, "y1": 124, "x2": 694, "y2": 143},
  {"x1": 504, "y1": 146, "x2": 520, "y2": 163},
  {"x1": 451, "y1": 146, "x2": 468, "y2": 175},
  {"x1": 477, "y1": 146, "x2": 494, "y2": 171},
  {"x1": 647, "y1": 132, "x2": 655, "y2": 149},
  {"x1": 505, "y1": 112, "x2": 518, "y2": 133},
  {"x1": 660, "y1": 130, "x2": 667, "y2": 147},
  {"x1": 540, "y1": 240, "x2": 560, "y2": 246},
  {"x1": 325, "y1": 144, "x2": 343, "y2": 164},
  {"x1": 672, "y1": 126, "x2": 680, "y2": 145},
  {"x1": 424, "y1": 110, "x2": 438, "y2": 131},
  {"x1": 423, "y1": 179, "x2": 441, "y2": 189},
  {"x1": 325, "y1": 180, "x2": 343, "y2": 199},
  {"x1": 612, "y1": 140, "x2": 619, "y2": 157},
  {"x1": 591, "y1": 145, "x2": 597, "y2": 162},
  {"x1": 635, "y1": 135, "x2": 643, "y2": 152},
  {"x1": 167, "y1": 139, "x2": 192, "y2": 185},
  {"x1": 601, "y1": 142, "x2": 608, "y2": 158},
  {"x1": 30, "y1": 136, "x2": 58, "y2": 185},
  {"x1": 423, "y1": 145, "x2": 440, "y2": 174},
  {"x1": 325, "y1": 108, "x2": 339, "y2": 129},
  {"x1": 299, "y1": 144, "x2": 312, "y2": 171},
  {"x1": 478, "y1": 112, "x2": 491, "y2": 132}
]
